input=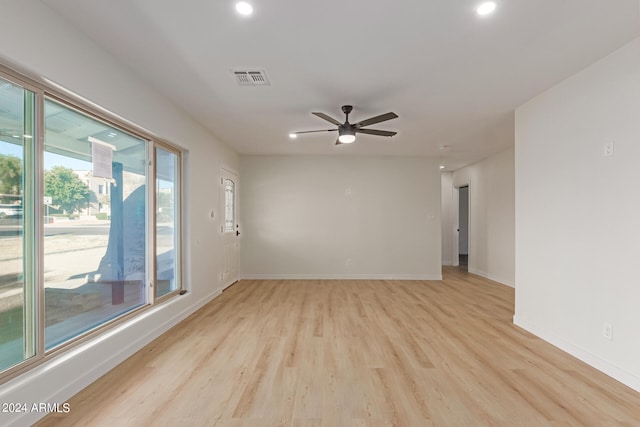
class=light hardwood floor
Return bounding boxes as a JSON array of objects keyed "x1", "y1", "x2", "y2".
[{"x1": 37, "y1": 267, "x2": 640, "y2": 426}]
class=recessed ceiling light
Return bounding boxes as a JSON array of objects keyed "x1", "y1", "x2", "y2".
[
  {"x1": 440, "y1": 165, "x2": 445, "y2": 170},
  {"x1": 288, "y1": 133, "x2": 297, "y2": 139},
  {"x1": 476, "y1": 1, "x2": 497, "y2": 16},
  {"x1": 235, "y1": 2, "x2": 253, "y2": 16}
]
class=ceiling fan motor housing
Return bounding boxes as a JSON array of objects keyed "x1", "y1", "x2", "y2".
[
  {"x1": 339, "y1": 124, "x2": 356, "y2": 134},
  {"x1": 341, "y1": 105, "x2": 353, "y2": 116}
]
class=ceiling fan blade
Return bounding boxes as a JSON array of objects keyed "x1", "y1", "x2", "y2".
[
  {"x1": 357, "y1": 128, "x2": 397, "y2": 137},
  {"x1": 312, "y1": 112, "x2": 343, "y2": 126},
  {"x1": 291, "y1": 129, "x2": 337, "y2": 135},
  {"x1": 355, "y1": 112, "x2": 398, "y2": 128}
]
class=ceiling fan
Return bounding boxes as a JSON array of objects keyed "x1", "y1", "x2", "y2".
[{"x1": 289, "y1": 105, "x2": 398, "y2": 145}]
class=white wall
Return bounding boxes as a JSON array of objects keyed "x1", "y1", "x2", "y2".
[
  {"x1": 444, "y1": 148, "x2": 515, "y2": 286},
  {"x1": 0, "y1": 2, "x2": 238, "y2": 425},
  {"x1": 515, "y1": 38, "x2": 640, "y2": 391},
  {"x1": 240, "y1": 156, "x2": 442, "y2": 279}
]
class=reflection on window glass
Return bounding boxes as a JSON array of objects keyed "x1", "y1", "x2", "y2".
[
  {"x1": 155, "y1": 147, "x2": 179, "y2": 298},
  {"x1": 224, "y1": 179, "x2": 234, "y2": 233},
  {"x1": 44, "y1": 98, "x2": 147, "y2": 350},
  {"x1": 0, "y1": 78, "x2": 35, "y2": 372}
]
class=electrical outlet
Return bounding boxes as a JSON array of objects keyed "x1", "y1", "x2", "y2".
[
  {"x1": 604, "y1": 142, "x2": 614, "y2": 157},
  {"x1": 345, "y1": 258, "x2": 352, "y2": 266},
  {"x1": 603, "y1": 322, "x2": 613, "y2": 341}
]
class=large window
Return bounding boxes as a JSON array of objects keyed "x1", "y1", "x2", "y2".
[
  {"x1": 43, "y1": 99, "x2": 150, "y2": 349},
  {"x1": 0, "y1": 69, "x2": 182, "y2": 378},
  {"x1": 155, "y1": 146, "x2": 180, "y2": 298},
  {"x1": 0, "y1": 77, "x2": 36, "y2": 372}
]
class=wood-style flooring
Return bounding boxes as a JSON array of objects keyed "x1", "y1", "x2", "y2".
[{"x1": 36, "y1": 267, "x2": 640, "y2": 426}]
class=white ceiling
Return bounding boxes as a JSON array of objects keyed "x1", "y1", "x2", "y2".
[{"x1": 42, "y1": 0, "x2": 639, "y2": 170}]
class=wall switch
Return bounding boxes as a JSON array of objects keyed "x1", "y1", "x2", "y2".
[
  {"x1": 603, "y1": 322, "x2": 613, "y2": 341},
  {"x1": 345, "y1": 258, "x2": 352, "y2": 266},
  {"x1": 604, "y1": 142, "x2": 614, "y2": 157}
]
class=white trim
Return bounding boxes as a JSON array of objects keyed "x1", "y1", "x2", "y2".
[
  {"x1": 513, "y1": 315, "x2": 640, "y2": 393},
  {"x1": 221, "y1": 279, "x2": 238, "y2": 290},
  {"x1": 468, "y1": 267, "x2": 515, "y2": 288},
  {"x1": 1, "y1": 289, "x2": 222, "y2": 427},
  {"x1": 452, "y1": 186, "x2": 460, "y2": 266},
  {"x1": 240, "y1": 274, "x2": 443, "y2": 281},
  {"x1": 220, "y1": 163, "x2": 239, "y2": 176}
]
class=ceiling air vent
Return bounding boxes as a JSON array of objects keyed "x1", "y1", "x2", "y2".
[{"x1": 231, "y1": 69, "x2": 270, "y2": 86}]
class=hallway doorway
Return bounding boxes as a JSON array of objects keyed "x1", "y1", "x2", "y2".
[{"x1": 458, "y1": 185, "x2": 469, "y2": 270}]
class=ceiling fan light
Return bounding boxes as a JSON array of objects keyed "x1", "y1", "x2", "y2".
[
  {"x1": 338, "y1": 134, "x2": 356, "y2": 144},
  {"x1": 338, "y1": 126, "x2": 356, "y2": 144}
]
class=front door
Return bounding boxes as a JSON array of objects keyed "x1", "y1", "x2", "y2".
[{"x1": 221, "y1": 169, "x2": 239, "y2": 288}]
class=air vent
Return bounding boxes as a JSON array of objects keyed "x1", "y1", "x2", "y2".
[{"x1": 231, "y1": 69, "x2": 270, "y2": 86}]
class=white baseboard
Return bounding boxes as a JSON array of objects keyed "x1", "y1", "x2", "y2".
[
  {"x1": 2, "y1": 289, "x2": 223, "y2": 427},
  {"x1": 513, "y1": 315, "x2": 640, "y2": 393},
  {"x1": 240, "y1": 273, "x2": 443, "y2": 281},
  {"x1": 468, "y1": 267, "x2": 515, "y2": 288}
]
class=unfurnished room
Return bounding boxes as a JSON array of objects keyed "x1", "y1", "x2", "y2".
[{"x1": 1, "y1": 1, "x2": 639, "y2": 426}]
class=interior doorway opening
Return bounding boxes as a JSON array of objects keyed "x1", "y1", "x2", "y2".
[{"x1": 457, "y1": 185, "x2": 469, "y2": 270}]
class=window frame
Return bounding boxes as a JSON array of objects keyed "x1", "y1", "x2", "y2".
[
  {"x1": 0, "y1": 64, "x2": 184, "y2": 383},
  {"x1": 153, "y1": 141, "x2": 182, "y2": 302},
  {"x1": 42, "y1": 94, "x2": 153, "y2": 351},
  {"x1": 0, "y1": 68, "x2": 44, "y2": 375}
]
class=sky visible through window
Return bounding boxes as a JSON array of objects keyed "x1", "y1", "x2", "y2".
[
  {"x1": 1, "y1": 139, "x2": 176, "y2": 192},
  {"x1": 1, "y1": 139, "x2": 92, "y2": 171},
  {"x1": 1, "y1": 138, "x2": 183, "y2": 209}
]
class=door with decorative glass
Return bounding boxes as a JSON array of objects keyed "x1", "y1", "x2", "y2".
[{"x1": 221, "y1": 169, "x2": 239, "y2": 288}]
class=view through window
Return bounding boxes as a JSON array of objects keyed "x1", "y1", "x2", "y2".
[
  {"x1": 0, "y1": 77, "x2": 35, "y2": 371},
  {"x1": 0, "y1": 69, "x2": 182, "y2": 377},
  {"x1": 43, "y1": 99, "x2": 149, "y2": 349},
  {"x1": 155, "y1": 146, "x2": 179, "y2": 298}
]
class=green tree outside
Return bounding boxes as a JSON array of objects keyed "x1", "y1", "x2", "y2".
[
  {"x1": 0, "y1": 154, "x2": 22, "y2": 195},
  {"x1": 44, "y1": 166, "x2": 91, "y2": 214}
]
